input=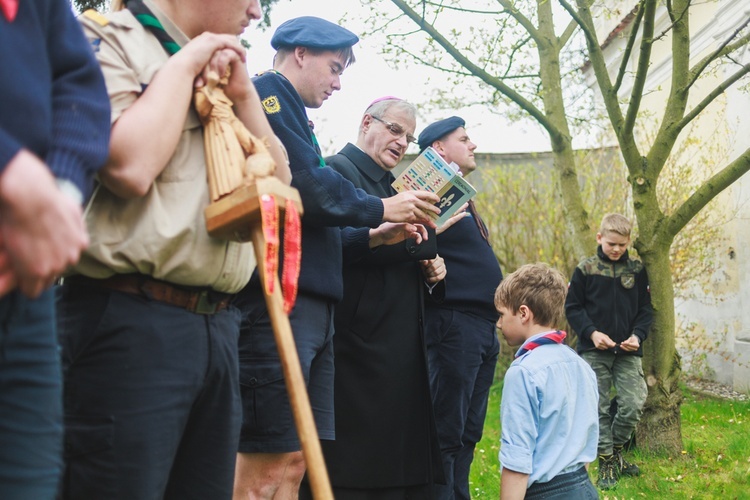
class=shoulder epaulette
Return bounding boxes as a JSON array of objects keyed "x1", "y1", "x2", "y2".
[{"x1": 83, "y1": 9, "x2": 109, "y2": 27}]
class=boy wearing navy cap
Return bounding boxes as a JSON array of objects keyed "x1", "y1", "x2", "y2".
[
  {"x1": 233, "y1": 16, "x2": 441, "y2": 499},
  {"x1": 419, "y1": 117, "x2": 504, "y2": 499}
]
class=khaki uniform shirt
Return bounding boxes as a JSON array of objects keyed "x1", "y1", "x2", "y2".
[{"x1": 74, "y1": 1, "x2": 255, "y2": 293}]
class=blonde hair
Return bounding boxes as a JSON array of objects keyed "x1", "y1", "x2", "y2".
[
  {"x1": 600, "y1": 213, "x2": 632, "y2": 237},
  {"x1": 494, "y1": 263, "x2": 567, "y2": 328},
  {"x1": 110, "y1": 0, "x2": 125, "y2": 11}
]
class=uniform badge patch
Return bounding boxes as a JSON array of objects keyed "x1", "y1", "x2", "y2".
[
  {"x1": 621, "y1": 273, "x2": 635, "y2": 289},
  {"x1": 262, "y1": 96, "x2": 281, "y2": 114},
  {"x1": 88, "y1": 37, "x2": 102, "y2": 53}
]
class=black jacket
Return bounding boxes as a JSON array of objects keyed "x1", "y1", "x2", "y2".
[{"x1": 565, "y1": 246, "x2": 653, "y2": 356}]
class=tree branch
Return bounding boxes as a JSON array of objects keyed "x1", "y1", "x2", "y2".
[
  {"x1": 560, "y1": 0, "x2": 598, "y2": 53},
  {"x1": 623, "y1": 0, "x2": 656, "y2": 141},
  {"x1": 614, "y1": 3, "x2": 644, "y2": 94},
  {"x1": 647, "y1": 0, "x2": 691, "y2": 177},
  {"x1": 389, "y1": 0, "x2": 558, "y2": 138},
  {"x1": 675, "y1": 62, "x2": 750, "y2": 132},
  {"x1": 687, "y1": 17, "x2": 750, "y2": 90},
  {"x1": 566, "y1": 0, "x2": 627, "y2": 140},
  {"x1": 496, "y1": 0, "x2": 541, "y2": 43},
  {"x1": 558, "y1": 18, "x2": 579, "y2": 48},
  {"x1": 421, "y1": 0, "x2": 506, "y2": 16},
  {"x1": 665, "y1": 147, "x2": 750, "y2": 239},
  {"x1": 502, "y1": 35, "x2": 535, "y2": 78}
]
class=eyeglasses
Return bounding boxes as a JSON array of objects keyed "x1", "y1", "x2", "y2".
[{"x1": 371, "y1": 115, "x2": 417, "y2": 144}]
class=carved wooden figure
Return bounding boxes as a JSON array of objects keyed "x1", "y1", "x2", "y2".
[{"x1": 194, "y1": 68, "x2": 276, "y2": 202}]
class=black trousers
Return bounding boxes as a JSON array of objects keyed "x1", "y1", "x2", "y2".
[
  {"x1": 57, "y1": 284, "x2": 242, "y2": 500},
  {"x1": 425, "y1": 308, "x2": 499, "y2": 500}
]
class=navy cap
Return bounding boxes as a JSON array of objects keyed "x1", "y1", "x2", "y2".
[
  {"x1": 418, "y1": 116, "x2": 466, "y2": 152},
  {"x1": 271, "y1": 16, "x2": 359, "y2": 50}
]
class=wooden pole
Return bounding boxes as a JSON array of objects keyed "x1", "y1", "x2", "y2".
[{"x1": 250, "y1": 227, "x2": 333, "y2": 500}]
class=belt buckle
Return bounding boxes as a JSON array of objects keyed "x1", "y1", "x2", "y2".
[{"x1": 194, "y1": 290, "x2": 218, "y2": 315}]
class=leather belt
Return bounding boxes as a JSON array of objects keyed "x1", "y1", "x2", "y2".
[{"x1": 64, "y1": 274, "x2": 231, "y2": 315}]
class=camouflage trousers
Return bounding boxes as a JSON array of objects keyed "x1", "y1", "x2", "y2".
[{"x1": 581, "y1": 351, "x2": 648, "y2": 455}]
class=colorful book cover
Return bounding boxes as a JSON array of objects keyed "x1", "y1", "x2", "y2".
[{"x1": 392, "y1": 147, "x2": 477, "y2": 225}]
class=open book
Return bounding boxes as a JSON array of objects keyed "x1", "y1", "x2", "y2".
[{"x1": 392, "y1": 147, "x2": 477, "y2": 226}]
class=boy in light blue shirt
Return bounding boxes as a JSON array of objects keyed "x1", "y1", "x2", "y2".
[{"x1": 495, "y1": 263, "x2": 599, "y2": 499}]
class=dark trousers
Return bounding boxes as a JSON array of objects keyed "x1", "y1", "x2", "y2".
[
  {"x1": 236, "y1": 290, "x2": 336, "y2": 453},
  {"x1": 524, "y1": 467, "x2": 598, "y2": 500},
  {"x1": 425, "y1": 308, "x2": 499, "y2": 500},
  {"x1": 0, "y1": 290, "x2": 62, "y2": 500},
  {"x1": 57, "y1": 284, "x2": 241, "y2": 500}
]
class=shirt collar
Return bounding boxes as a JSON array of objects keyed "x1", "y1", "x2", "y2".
[
  {"x1": 144, "y1": 0, "x2": 190, "y2": 47},
  {"x1": 339, "y1": 143, "x2": 393, "y2": 184}
]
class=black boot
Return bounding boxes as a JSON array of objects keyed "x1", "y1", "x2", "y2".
[
  {"x1": 614, "y1": 445, "x2": 640, "y2": 476},
  {"x1": 597, "y1": 454, "x2": 619, "y2": 489}
]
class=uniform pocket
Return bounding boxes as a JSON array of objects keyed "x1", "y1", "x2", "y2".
[{"x1": 238, "y1": 359, "x2": 293, "y2": 438}]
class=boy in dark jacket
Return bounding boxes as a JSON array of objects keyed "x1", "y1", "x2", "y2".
[{"x1": 565, "y1": 213, "x2": 653, "y2": 490}]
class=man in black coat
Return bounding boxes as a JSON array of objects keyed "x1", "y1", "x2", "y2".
[{"x1": 303, "y1": 97, "x2": 446, "y2": 499}]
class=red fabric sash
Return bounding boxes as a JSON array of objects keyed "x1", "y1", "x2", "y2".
[
  {"x1": 1, "y1": 0, "x2": 18, "y2": 22},
  {"x1": 514, "y1": 330, "x2": 567, "y2": 358},
  {"x1": 281, "y1": 198, "x2": 301, "y2": 314},
  {"x1": 259, "y1": 195, "x2": 301, "y2": 314}
]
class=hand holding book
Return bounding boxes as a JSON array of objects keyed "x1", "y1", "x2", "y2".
[{"x1": 392, "y1": 147, "x2": 477, "y2": 226}]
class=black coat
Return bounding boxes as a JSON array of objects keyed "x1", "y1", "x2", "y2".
[
  {"x1": 565, "y1": 246, "x2": 653, "y2": 355},
  {"x1": 320, "y1": 143, "x2": 444, "y2": 489}
]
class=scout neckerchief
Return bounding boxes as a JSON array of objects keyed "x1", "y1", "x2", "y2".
[
  {"x1": 125, "y1": 0, "x2": 301, "y2": 313},
  {"x1": 514, "y1": 330, "x2": 567, "y2": 358},
  {"x1": 307, "y1": 120, "x2": 326, "y2": 167},
  {"x1": 125, "y1": 0, "x2": 180, "y2": 55},
  {"x1": 0, "y1": 0, "x2": 18, "y2": 22}
]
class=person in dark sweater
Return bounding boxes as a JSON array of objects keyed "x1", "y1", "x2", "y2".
[
  {"x1": 0, "y1": 0, "x2": 110, "y2": 497},
  {"x1": 565, "y1": 213, "x2": 653, "y2": 490},
  {"x1": 418, "y1": 116, "x2": 504, "y2": 500},
  {"x1": 233, "y1": 18, "x2": 441, "y2": 499}
]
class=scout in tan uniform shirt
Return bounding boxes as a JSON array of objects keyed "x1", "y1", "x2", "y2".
[{"x1": 55, "y1": 1, "x2": 290, "y2": 498}]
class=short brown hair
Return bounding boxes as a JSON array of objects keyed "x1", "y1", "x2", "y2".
[
  {"x1": 494, "y1": 263, "x2": 567, "y2": 328},
  {"x1": 600, "y1": 213, "x2": 632, "y2": 237}
]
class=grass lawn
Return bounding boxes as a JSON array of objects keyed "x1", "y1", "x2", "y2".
[{"x1": 468, "y1": 376, "x2": 750, "y2": 499}]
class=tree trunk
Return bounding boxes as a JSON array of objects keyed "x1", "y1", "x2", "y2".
[{"x1": 634, "y1": 244, "x2": 683, "y2": 453}]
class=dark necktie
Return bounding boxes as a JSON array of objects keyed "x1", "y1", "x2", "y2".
[
  {"x1": 468, "y1": 200, "x2": 490, "y2": 242},
  {"x1": 514, "y1": 330, "x2": 567, "y2": 358}
]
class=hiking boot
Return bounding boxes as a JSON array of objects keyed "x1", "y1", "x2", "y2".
[
  {"x1": 597, "y1": 454, "x2": 619, "y2": 490},
  {"x1": 614, "y1": 445, "x2": 640, "y2": 476}
]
